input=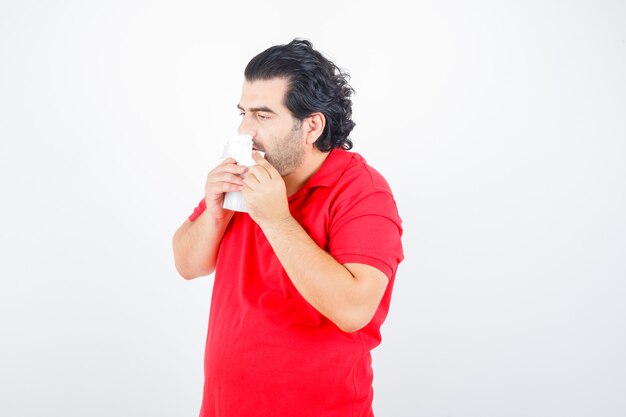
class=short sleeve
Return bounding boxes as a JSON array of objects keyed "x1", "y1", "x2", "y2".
[
  {"x1": 188, "y1": 198, "x2": 207, "y2": 222},
  {"x1": 329, "y1": 190, "x2": 404, "y2": 279}
]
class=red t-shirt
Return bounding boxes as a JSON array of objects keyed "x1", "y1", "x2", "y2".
[{"x1": 188, "y1": 149, "x2": 404, "y2": 417}]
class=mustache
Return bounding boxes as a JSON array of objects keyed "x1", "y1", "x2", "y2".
[{"x1": 252, "y1": 141, "x2": 265, "y2": 152}]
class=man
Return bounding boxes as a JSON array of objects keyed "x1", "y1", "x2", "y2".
[{"x1": 172, "y1": 39, "x2": 404, "y2": 417}]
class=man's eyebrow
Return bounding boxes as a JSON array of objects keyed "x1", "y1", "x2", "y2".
[{"x1": 236, "y1": 104, "x2": 277, "y2": 114}]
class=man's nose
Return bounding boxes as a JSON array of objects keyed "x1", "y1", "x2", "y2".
[{"x1": 237, "y1": 116, "x2": 255, "y2": 137}]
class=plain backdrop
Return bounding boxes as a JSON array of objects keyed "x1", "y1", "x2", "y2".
[{"x1": 1, "y1": 1, "x2": 625, "y2": 416}]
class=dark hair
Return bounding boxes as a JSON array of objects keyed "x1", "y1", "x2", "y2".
[{"x1": 244, "y1": 39, "x2": 355, "y2": 152}]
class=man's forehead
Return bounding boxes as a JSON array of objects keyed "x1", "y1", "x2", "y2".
[{"x1": 239, "y1": 78, "x2": 289, "y2": 109}]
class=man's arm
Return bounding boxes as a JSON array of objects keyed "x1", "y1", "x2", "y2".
[
  {"x1": 172, "y1": 213, "x2": 233, "y2": 279},
  {"x1": 262, "y1": 217, "x2": 388, "y2": 333},
  {"x1": 172, "y1": 158, "x2": 247, "y2": 280},
  {"x1": 243, "y1": 153, "x2": 388, "y2": 332}
]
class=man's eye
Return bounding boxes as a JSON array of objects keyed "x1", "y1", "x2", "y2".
[
  {"x1": 258, "y1": 114, "x2": 269, "y2": 120},
  {"x1": 239, "y1": 112, "x2": 245, "y2": 116}
]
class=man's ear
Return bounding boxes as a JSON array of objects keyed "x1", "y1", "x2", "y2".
[{"x1": 304, "y1": 113, "x2": 326, "y2": 145}]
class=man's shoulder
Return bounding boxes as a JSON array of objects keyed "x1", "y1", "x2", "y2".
[
  {"x1": 337, "y1": 150, "x2": 393, "y2": 194},
  {"x1": 328, "y1": 150, "x2": 403, "y2": 243}
]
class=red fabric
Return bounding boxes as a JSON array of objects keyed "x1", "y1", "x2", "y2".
[
  {"x1": 188, "y1": 149, "x2": 404, "y2": 417},
  {"x1": 188, "y1": 198, "x2": 207, "y2": 222}
]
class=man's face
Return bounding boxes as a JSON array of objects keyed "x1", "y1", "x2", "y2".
[{"x1": 237, "y1": 78, "x2": 305, "y2": 176}]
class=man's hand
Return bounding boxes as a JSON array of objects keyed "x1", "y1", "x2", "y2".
[
  {"x1": 204, "y1": 157, "x2": 247, "y2": 220},
  {"x1": 242, "y1": 152, "x2": 290, "y2": 226},
  {"x1": 172, "y1": 158, "x2": 245, "y2": 279}
]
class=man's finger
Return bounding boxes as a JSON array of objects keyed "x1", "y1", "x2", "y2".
[
  {"x1": 215, "y1": 182, "x2": 244, "y2": 193},
  {"x1": 219, "y1": 157, "x2": 237, "y2": 165},
  {"x1": 242, "y1": 175, "x2": 258, "y2": 190},
  {"x1": 252, "y1": 151, "x2": 278, "y2": 179},
  {"x1": 208, "y1": 173, "x2": 245, "y2": 185},
  {"x1": 244, "y1": 167, "x2": 266, "y2": 185},
  {"x1": 247, "y1": 165, "x2": 272, "y2": 183},
  {"x1": 214, "y1": 161, "x2": 247, "y2": 175}
]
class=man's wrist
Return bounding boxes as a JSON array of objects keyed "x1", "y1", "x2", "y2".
[{"x1": 259, "y1": 213, "x2": 298, "y2": 238}]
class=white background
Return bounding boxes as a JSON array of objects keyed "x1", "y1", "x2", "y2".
[{"x1": 1, "y1": 1, "x2": 625, "y2": 416}]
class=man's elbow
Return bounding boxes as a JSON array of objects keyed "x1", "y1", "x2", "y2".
[
  {"x1": 174, "y1": 257, "x2": 214, "y2": 280},
  {"x1": 336, "y1": 322, "x2": 365, "y2": 333},
  {"x1": 336, "y1": 264, "x2": 388, "y2": 332},
  {"x1": 334, "y1": 310, "x2": 376, "y2": 333},
  {"x1": 172, "y1": 235, "x2": 213, "y2": 280},
  {"x1": 175, "y1": 263, "x2": 200, "y2": 280}
]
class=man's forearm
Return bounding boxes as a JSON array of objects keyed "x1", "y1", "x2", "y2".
[
  {"x1": 172, "y1": 210, "x2": 233, "y2": 279},
  {"x1": 260, "y1": 216, "x2": 386, "y2": 332}
]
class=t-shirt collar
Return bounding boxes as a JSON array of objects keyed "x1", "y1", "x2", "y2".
[{"x1": 289, "y1": 148, "x2": 353, "y2": 199}]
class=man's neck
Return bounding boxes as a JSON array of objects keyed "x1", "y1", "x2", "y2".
[{"x1": 283, "y1": 149, "x2": 330, "y2": 197}]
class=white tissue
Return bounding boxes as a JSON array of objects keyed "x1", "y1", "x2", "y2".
[{"x1": 221, "y1": 134, "x2": 264, "y2": 212}]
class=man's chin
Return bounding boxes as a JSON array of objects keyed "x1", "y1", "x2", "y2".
[{"x1": 265, "y1": 156, "x2": 280, "y2": 170}]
